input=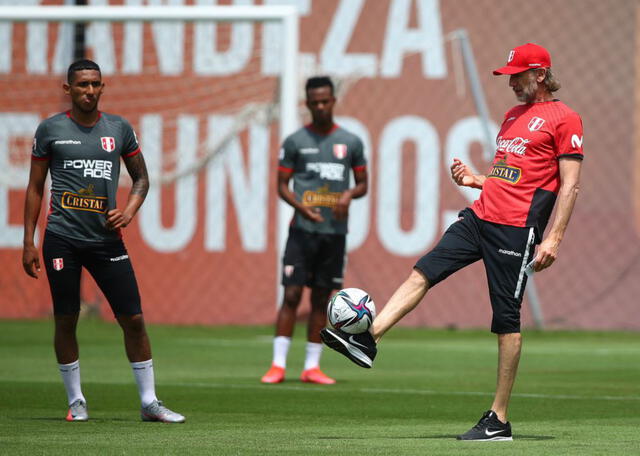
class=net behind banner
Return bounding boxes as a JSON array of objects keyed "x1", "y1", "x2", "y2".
[{"x1": 0, "y1": 11, "x2": 291, "y2": 324}]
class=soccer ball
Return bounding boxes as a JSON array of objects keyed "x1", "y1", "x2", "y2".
[{"x1": 327, "y1": 288, "x2": 376, "y2": 334}]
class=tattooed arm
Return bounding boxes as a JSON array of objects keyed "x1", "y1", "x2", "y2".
[{"x1": 105, "y1": 153, "x2": 150, "y2": 230}]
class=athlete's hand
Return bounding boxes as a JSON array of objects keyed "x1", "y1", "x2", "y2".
[
  {"x1": 333, "y1": 191, "x2": 352, "y2": 221},
  {"x1": 22, "y1": 244, "x2": 41, "y2": 279},
  {"x1": 300, "y1": 206, "x2": 324, "y2": 223},
  {"x1": 531, "y1": 237, "x2": 559, "y2": 272},
  {"x1": 105, "y1": 208, "x2": 132, "y2": 230},
  {"x1": 451, "y1": 158, "x2": 476, "y2": 187}
]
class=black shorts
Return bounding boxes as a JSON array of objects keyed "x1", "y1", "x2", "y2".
[
  {"x1": 42, "y1": 230, "x2": 141, "y2": 316},
  {"x1": 281, "y1": 228, "x2": 346, "y2": 289},
  {"x1": 414, "y1": 208, "x2": 536, "y2": 334}
]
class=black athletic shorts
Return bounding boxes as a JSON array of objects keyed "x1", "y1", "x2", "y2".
[
  {"x1": 42, "y1": 230, "x2": 142, "y2": 316},
  {"x1": 414, "y1": 208, "x2": 536, "y2": 333},
  {"x1": 281, "y1": 227, "x2": 346, "y2": 289}
]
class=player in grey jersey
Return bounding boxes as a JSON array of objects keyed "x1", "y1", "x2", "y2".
[
  {"x1": 22, "y1": 60, "x2": 184, "y2": 423},
  {"x1": 261, "y1": 76, "x2": 368, "y2": 385}
]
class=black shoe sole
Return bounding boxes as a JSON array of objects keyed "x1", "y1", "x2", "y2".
[{"x1": 320, "y1": 328, "x2": 373, "y2": 368}]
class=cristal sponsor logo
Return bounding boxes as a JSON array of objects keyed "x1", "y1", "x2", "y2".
[
  {"x1": 306, "y1": 162, "x2": 345, "y2": 181},
  {"x1": 496, "y1": 136, "x2": 530, "y2": 155},
  {"x1": 302, "y1": 184, "x2": 340, "y2": 208},
  {"x1": 571, "y1": 134, "x2": 583, "y2": 149},
  {"x1": 61, "y1": 186, "x2": 108, "y2": 214},
  {"x1": 54, "y1": 139, "x2": 82, "y2": 145},
  {"x1": 498, "y1": 248, "x2": 522, "y2": 257},
  {"x1": 110, "y1": 255, "x2": 129, "y2": 262},
  {"x1": 300, "y1": 147, "x2": 319, "y2": 154},
  {"x1": 488, "y1": 162, "x2": 521, "y2": 184},
  {"x1": 63, "y1": 159, "x2": 113, "y2": 180}
]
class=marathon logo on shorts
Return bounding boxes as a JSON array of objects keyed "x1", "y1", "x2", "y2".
[
  {"x1": 488, "y1": 159, "x2": 522, "y2": 184},
  {"x1": 333, "y1": 144, "x2": 347, "y2": 159},
  {"x1": 101, "y1": 137, "x2": 115, "y2": 152},
  {"x1": 53, "y1": 258, "x2": 64, "y2": 271},
  {"x1": 61, "y1": 185, "x2": 108, "y2": 214},
  {"x1": 498, "y1": 249, "x2": 522, "y2": 257},
  {"x1": 284, "y1": 265, "x2": 294, "y2": 277}
]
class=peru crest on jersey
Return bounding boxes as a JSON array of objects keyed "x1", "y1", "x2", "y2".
[
  {"x1": 333, "y1": 144, "x2": 347, "y2": 159},
  {"x1": 101, "y1": 137, "x2": 115, "y2": 152}
]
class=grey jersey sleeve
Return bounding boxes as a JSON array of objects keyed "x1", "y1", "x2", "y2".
[
  {"x1": 121, "y1": 118, "x2": 140, "y2": 157},
  {"x1": 351, "y1": 136, "x2": 366, "y2": 168},
  {"x1": 32, "y1": 121, "x2": 51, "y2": 160},
  {"x1": 278, "y1": 135, "x2": 298, "y2": 170}
]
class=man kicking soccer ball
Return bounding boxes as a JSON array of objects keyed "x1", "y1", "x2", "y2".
[{"x1": 321, "y1": 43, "x2": 583, "y2": 441}]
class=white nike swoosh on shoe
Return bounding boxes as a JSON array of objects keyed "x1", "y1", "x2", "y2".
[
  {"x1": 348, "y1": 335, "x2": 368, "y2": 349},
  {"x1": 485, "y1": 429, "x2": 506, "y2": 437}
]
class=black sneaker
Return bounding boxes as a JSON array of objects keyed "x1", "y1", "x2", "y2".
[
  {"x1": 320, "y1": 327, "x2": 377, "y2": 368},
  {"x1": 456, "y1": 410, "x2": 513, "y2": 441}
]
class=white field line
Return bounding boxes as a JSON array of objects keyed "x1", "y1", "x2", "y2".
[
  {"x1": 181, "y1": 338, "x2": 640, "y2": 356},
  {"x1": 165, "y1": 382, "x2": 640, "y2": 402}
]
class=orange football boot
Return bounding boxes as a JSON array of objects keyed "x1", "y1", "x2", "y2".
[
  {"x1": 300, "y1": 367, "x2": 336, "y2": 385},
  {"x1": 261, "y1": 364, "x2": 285, "y2": 384}
]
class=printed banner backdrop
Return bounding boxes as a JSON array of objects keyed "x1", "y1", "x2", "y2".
[{"x1": 1, "y1": 0, "x2": 639, "y2": 329}]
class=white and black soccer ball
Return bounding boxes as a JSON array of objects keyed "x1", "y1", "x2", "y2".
[{"x1": 327, "y1": 288, "x2": 376, "y2": 334}]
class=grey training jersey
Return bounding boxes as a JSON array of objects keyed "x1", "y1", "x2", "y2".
[
  {"x1": 279, "y1": 125, "x2": 366, "y2": 235},
  {"x1": 32, "y1": 111, "x2": 140, "y2": 242}
]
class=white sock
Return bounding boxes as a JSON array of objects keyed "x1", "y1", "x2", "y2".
[
  {"x1": 272, "y1": 336, "x2": 291, "y2": 368},
  {"x1": 58, "y1": 360, "x2": 85, "y2": 406},
  {"x1": 130, "y1": 359, "x2": 158, "y2": 407},
  {"x1": 304, "y1": 342, "x2": 323, "y2": 371}
]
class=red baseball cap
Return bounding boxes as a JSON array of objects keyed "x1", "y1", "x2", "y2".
[{"x1": 493, "y1": 43, "x2": 551, "y2": 75}]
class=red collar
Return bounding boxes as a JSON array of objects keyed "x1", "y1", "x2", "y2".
[{"x1": 305, "y1": 123, "x2": 338, "y2": 136}]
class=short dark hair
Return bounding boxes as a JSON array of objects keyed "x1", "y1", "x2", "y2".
[
  {"x1": 67, "y1": 59, "x2": 101, "y2": 83},
  {"x1": 305, "y1": 76, "x2": 334, "y2": 95}
]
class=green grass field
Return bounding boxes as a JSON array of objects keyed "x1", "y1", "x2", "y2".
[{"x1": 0, "y1": 319, "x2": 638, "y2": 455}]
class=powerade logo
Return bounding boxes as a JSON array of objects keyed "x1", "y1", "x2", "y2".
[
  {"x1": 63, "y1": 159, "x2": 113, "y2": 180},
  {"x1": 488, "y1": 163, "x2": 521, "y2": 184}
]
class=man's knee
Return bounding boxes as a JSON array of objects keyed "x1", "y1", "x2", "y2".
[
  {"x1": 117, "y1": 313, "x2": 146, "y2": 334},
  {"x1": 54, "y1": 314, "x2": 79, "y2": 334},
  {"x1": 282, "y1": 286, "x2": 303, "y2": 309}
]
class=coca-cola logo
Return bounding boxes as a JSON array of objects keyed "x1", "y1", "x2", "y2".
[{"x1": 496, "y1": 136, "x2": 530, "y2": 155}]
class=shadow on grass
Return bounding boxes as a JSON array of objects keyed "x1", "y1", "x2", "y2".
[
  {"x1": 319, "y1": 434, "x2": 555, "y2": 441},
  {"x1": 16, "y1": 417, "x2": 131, "y2": 422}
]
